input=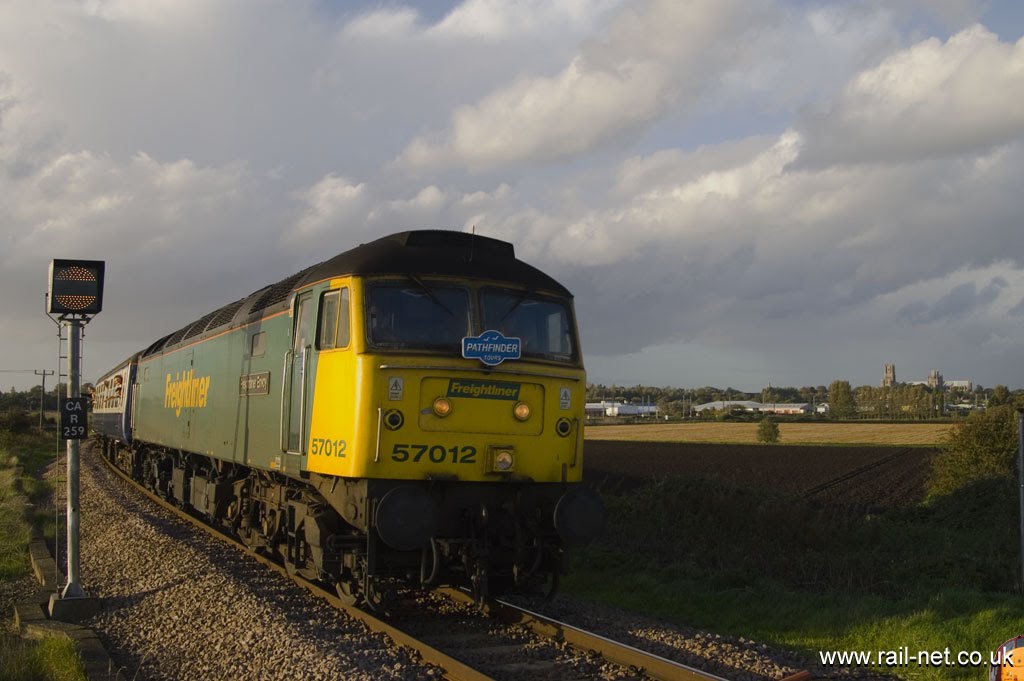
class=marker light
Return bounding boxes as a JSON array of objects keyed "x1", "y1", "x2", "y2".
[
  {"x1": 493, "y1": 450, "x2": 514, "y2": 471},
  {"x1": 555, "y1": 418, "x2": 572, "y2": 437},
  {"x1": 513, "y1": 401, "x2": 531, "y2": 421},
  {"x1": 432, "y1": 397, "x2": 452, "y2": 417}
]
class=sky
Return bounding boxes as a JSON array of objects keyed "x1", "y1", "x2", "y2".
[{"x1": 2, "y1": 0, "x2": 1024, "y2": 393}]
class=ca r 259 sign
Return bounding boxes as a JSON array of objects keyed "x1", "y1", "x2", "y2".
[{"x1": 61, "y1": 398, "x2": 88, "y2": 440}]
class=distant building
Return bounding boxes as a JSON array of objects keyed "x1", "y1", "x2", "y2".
[
  {"x1": 883, "y1": 363, "x2": 896, "y2": 388},
  {"x1": 584, "y1": 401, "x2": 659, "y2": 418},
  {"x1": 692, "y1": 401, "x2": 811, "y2": 415},
  {"x1": 945, "y1": 380, "x2": 973, "y2": 392},
  {"x1": 928, "y1": 369, "x2": 944, "y2": 390},
  {"x1": 693, "y1": 400, "x2": 762, "y2": 413}
]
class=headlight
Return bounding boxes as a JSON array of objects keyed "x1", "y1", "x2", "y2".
[
  {"x1": 384, "y1": 409, "x2": 404, "y2": 430},
  {"x1": 513, "y1": 401, "x2": 531, "y2": 421},
  {"x1": 432, "y1": 397, "x2": 452, "y2": 417}
]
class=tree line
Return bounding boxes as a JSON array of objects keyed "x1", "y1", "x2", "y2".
[{"x1": 587, "y1": 381, "x2": 1019, "y2": 420}]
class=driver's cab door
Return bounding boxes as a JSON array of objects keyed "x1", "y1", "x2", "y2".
[{"x1": 285, "y1": 291, "x2": 315, "y2": 457}]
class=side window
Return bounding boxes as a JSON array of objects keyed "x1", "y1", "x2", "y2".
[
  {"x1": 294, "y1": 293, "x2": 314, "y2": 352},
  {"x1": 319, "y1": 288, "x2": 350, "y2": 350}
]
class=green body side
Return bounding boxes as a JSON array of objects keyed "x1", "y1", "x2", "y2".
[{"x1": 134, "y1": 283, "x2": 327, "y2": 475}]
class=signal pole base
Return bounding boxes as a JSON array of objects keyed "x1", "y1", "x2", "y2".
[{"x1": 48, "y1": 591, "x2": 100, "y2": 623}]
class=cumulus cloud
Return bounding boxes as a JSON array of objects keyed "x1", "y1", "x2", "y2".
[
  {"x1": 398, "y1": 0, "x2": 769, "y2": 170},
  {"x1": 481, "y1": 124, "x2": 1024, "y2": 370},
  {"x1": 796, "y1": 25, "x2": 1024, "y2": 166},
  {"x1": 428, "y1": 0, "x2": 621, "y2": 39},
  {"x1": 291, "y1": 174, "x2": 368, "y2": 240}
]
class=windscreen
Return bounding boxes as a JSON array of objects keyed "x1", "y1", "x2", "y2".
[
  {"x1": 366, "y1": 282, "x2": 471, "y2": 348},
  {"x1": 481, "y1": 289, "x2": 576, "y2": 362}
]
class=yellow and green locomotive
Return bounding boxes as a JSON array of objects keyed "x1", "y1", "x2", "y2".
[{"x1": 93, "y1": 230, "x2": 604, "y2": 607}]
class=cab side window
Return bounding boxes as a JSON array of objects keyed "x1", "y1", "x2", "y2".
[{"x1": 319, "y1": 288, "x2": 350, "y2": 350}]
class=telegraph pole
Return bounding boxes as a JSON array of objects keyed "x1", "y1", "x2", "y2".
[
  {"x1": 45, "y1": 259, "x2": 104, "y2": 622},
  {"x1": 34, "y1": 369, "x2": 54, "y2": 431}
]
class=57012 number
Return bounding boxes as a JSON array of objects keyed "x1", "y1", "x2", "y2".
[
  {"x1": 392, "y1": 444, "x2": 476, "y2": 464},
  {"x1": 311, "y1": 438, "x2": 347, "y2": 457}
]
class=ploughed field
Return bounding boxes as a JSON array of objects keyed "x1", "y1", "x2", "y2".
[
  {"x1": 585, "y1": 421, "x2": 951, "y2": 446},
  {"x1": 583, "y1": 440, "x2": 937, "y2": 511}
]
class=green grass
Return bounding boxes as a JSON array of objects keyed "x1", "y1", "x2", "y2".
[
  {"x1": 0, "y1": 427, "x2": 87, "y2": 681},
  {"x1": 564, "y1": 476, "x2": 1024, "y2": 680},
  {"x1": 0, "y1": 637, "x2": 87, "y2": 681}
]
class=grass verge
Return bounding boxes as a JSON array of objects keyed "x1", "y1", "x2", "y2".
[
  {"x1": 0, "y1": 428, "x2": 86, "y2": 681},
  {"x1": 0, "y1": 637, "x2": 87, "y2": 681},
  {"x1": 564, "y1": 476, "x2": 1024, "y2": 680}
]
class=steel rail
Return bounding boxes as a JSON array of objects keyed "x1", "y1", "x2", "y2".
[
  {"x1": 94, "y1": 445, "x2": 493, "y2": 681},
  {"x1": 441, "y1": 588, "x2": 811, "y2": 681},
  {"x1": 442, "y1": 588, "x2": 724, "y2": 681},
  {"x1": 95, "y1": 443, "x2": 812, "y2": 681}
]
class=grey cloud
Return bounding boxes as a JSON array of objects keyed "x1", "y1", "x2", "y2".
[{"x1": 899, "y1": 277, "x2": 1008, "y2": 324}]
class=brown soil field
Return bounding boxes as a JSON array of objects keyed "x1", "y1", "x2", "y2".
[
  {"x1": 584, "y1": 440, "x2": 937, "y2": 511},
  {"x1": 585, "y1": 421, "x2": 951, "y2": 446}
]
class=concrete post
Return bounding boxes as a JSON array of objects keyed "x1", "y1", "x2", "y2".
[{"x1": 61, "y1": 318, "x2": 84, "y2": 599}]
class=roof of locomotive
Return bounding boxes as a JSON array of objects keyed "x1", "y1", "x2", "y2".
[
  {"x1": 140, "y1": 230, "x2": 570, "y2": 358},
  {"x1": 299, "y1": 230, "x2": 570, "y2": 295}
]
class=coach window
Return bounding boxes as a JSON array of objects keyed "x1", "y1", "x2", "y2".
[{"x1": 319, "y1": 288, "x2": 350, "y2": 350}]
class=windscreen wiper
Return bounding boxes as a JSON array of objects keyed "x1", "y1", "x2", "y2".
[
  {"x1": 499, "y1": 287, "x2": 534, "y2": 323},
  {"x1": 408, "y1": 275, "x2": 455, "y2": 317}
]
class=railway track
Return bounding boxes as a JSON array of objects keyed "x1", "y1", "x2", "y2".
[{"x1": 95, "y1": 444, "x2": 810, "y2": 681}]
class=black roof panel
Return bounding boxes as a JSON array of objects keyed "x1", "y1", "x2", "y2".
[
  {"x1": 298, "y1": 230, "x2": 570, "y2": 296},
  {"x1": 142, "y1": 230, "x2": 569, "y2": 357}
]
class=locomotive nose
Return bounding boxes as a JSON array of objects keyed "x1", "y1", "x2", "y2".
[{"x1": 553, "y1": 486, "x2": 606, "y2": 546}]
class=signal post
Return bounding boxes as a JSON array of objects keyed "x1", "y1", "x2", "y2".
[{"x1": 46, "y1": 259, "x2": 104, "y2": 622}]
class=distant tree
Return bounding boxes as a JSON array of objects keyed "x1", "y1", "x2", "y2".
[
  {"x1": 0, "y1": 405, "x2": 32, "y2": 434},
  {"x1": 757, "y1": 417, "x2": 780, "y2": 444},
  {"x1": 930, "y1": 405, "x2": 1019, "y2": 496},
  {"x1": 990, "y1": 385, "x2": 1011, "y2": 406},
  {"x1": 828, "y1": 380, "x2": 856, "y2": 419}
]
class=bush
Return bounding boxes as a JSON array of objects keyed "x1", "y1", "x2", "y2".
[
  {"x1": 757, "y1": 417, "x2": 780, "y2": 444},
  {"x1": 0, "y1": 407, "x2": 32, "y2": 434},
  {"x1": 929, "y1": 405, "x2": 1019, "y2": 497}
]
